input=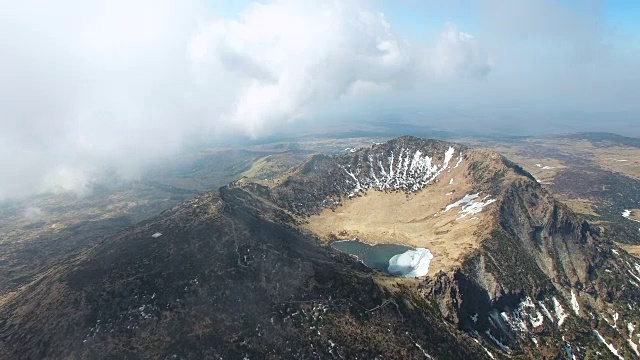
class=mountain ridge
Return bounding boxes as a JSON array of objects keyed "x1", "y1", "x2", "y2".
[{"x1": 1, "y1": 136, "x2": 639, "y2": 359}]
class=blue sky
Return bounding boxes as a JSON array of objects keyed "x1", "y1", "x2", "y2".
[
  {"x1": 211, "y1": 0, "x2": 640, "y2": 44},
  {"x1": 605, "y1": 0, "x2": 640, "y2": 41}
]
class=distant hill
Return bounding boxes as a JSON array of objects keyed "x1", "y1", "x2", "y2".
[{"x1": 559, "y1": 132, "x2": 640, "y2": 148}]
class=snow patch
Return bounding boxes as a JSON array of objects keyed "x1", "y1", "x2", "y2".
[
  {"x1": 594, "y1": 330, "x2": 624, "y2": 360},
  {"x1": 413, "y1": 341, "x2": 432, "y2": 359},
  {"x1": 151, "y1": 232, "x2": 162, "y2": 238},
  {"x1": 485, "y1": 329, "x2": 510, "y2": 353},
  {"x1": 623, "y1": 210, "x2": 640, "y2": 223},
  {"x1": 501, "y1": 311, "x2": 527, "y2": 335},
  {"x1": 471, "y1": 313, "x2": 478, "y2": 323},
  {"x1": 570, "y1": 290, "x2": 580, "y2": 315},
  {"x1": 629, "y1": 269, "x2": 640, "y2": 285},
  {"x1": 535, "y1": 163, "x2": 555, "y2": 169},
  {"x1": 602, "y1": 312, "x2": 620, "y2": 329},
  {"x1": 501, "y1": 296, "x2": 544, "y2": 340},
  {"x1": 629, "y1": 339, "x2": 639, "y2": 357},
  {"x1": 629, "y1": 323, "x2": 639, "y2": 357},
  {"x1": 449, "y1": 178, "x2": 454, "y2": 185},
  {"x1": 563, "y1": 336, "x2": 578, "y2": 360},
  {"x1": 444, "y1": 146, "x2": 455, "y2": 167},
  {"x1": 472, "y1": 338, "x2": 495, "y2": 359},
  {"x1": 516, "y1": 297, "x2": 544, "y2": 328},
  {"x1": 529, "y1": 311, "x2": 544, "y2": 328},
  {"x1": 388, "y1": 248, "x2": 433, "y2": 277},
  {"x1": 443, "y1": 193, "x2": 496, "y2": 220},
  {"x1": 453, "y1": 155, "x2": 463, "y2": 168},
  {"x1": 552, "y1": 297, "x2": 568, "y2": 326},
  {"x1": 444, "y1": 193, "x2": 479, "y2": 212},
  {"x1": 539, "y1": 301, "x2": 554, "y2": 322}
]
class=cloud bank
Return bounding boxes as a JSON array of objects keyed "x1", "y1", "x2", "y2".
[
  {"x1": 1, "y1": 0, "x2": 638, "y2": 199},
  {"x1": 0, "y1": 0, "x2": 491, "y2": 199}
]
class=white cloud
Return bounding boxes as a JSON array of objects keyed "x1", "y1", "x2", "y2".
[
  {"x1": 0, "y1": 0, "x2": 491, "y2": 199},
  {"x1": 342, "y1": 80, "x2": 393, "y2": 99},
  {"x1": 0, "y1": 0, "x2": 209, "y2": 198},
  {"x1": 430, "y1": 25, "x2": 493, "y2": 79},
  {"x1": 187, "y1": 0, "x2": 415, "y2": 136}
]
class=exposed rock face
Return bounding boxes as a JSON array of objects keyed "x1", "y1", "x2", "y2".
[
  {"x1": 272, "y1": 137, "x2": 465, "y2": 216},
  {"x1": 1, "y1": 136, "x2": 639, "y2": 359},
  {"x1": 334, "y1": 139, "x2": 461, "y2": 194},
  {"x1": 497, "y1": 179, "x2": 598, "y2": 289}
]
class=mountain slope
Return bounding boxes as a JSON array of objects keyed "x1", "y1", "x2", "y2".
[
  {"x1": 2, "y1": 136, "x2": 639, "y2": 359},
  {"x1": 259, "y1": 136, "x2": 640, "y2": 358},
  {"x1": 0, "y1": 189, "x2": 486, "y2": 359}
]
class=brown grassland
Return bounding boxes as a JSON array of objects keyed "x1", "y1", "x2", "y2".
[{"x1": 302, "y1": 153, "x2": 499, "y2": 276}]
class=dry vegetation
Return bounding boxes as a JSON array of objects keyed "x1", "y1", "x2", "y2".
[
  {"x1": 625, "y1": 209, "x2": 640, "y2": 222},
  {"x1": 518, "y1": 139, "x2": 638, "y2": 179},
  {"x1": 618, "y1": 243, "x2": 640, "y2": 259},
  {"x1": 0, "y1": 290, "x2": 20, "y2": 308},
  {"x1": 516, "y1": 157, "x2": 566, "y2": 184},
  {"x1": 543, "y1": 138, "x2": 640, "y2": 179},
  {"x1": 556, "y1": 195, "x2": 599, "y2": 217},
  {"x1": 458, "y1": 136, "x2": 640, "y2": 182},
  {"x1": 302, "y1": 159, "x2": 496, "y2": 276},
  {"x1": 454, "y1": 139, "x2": 568, "y2": 184},
  {"x1": 592, "y1": 147, "x2": 640, "y2": 180}
]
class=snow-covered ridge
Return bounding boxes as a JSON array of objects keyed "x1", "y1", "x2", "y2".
[{"x1": 339, "y1": 145, "x2": 463, "y2": 195}]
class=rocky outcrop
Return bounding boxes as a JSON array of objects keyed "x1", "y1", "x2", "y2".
[
  {"x1": 420, "y1": 176, "x2": 640, "y2": 358},
  {"x1": 271, "y1": 136, "x2": 465, "y2": 216}
]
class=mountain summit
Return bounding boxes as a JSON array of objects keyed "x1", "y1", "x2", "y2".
[{"x1": 2, "y1": 136, "x2": 639, "y2": 359}]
